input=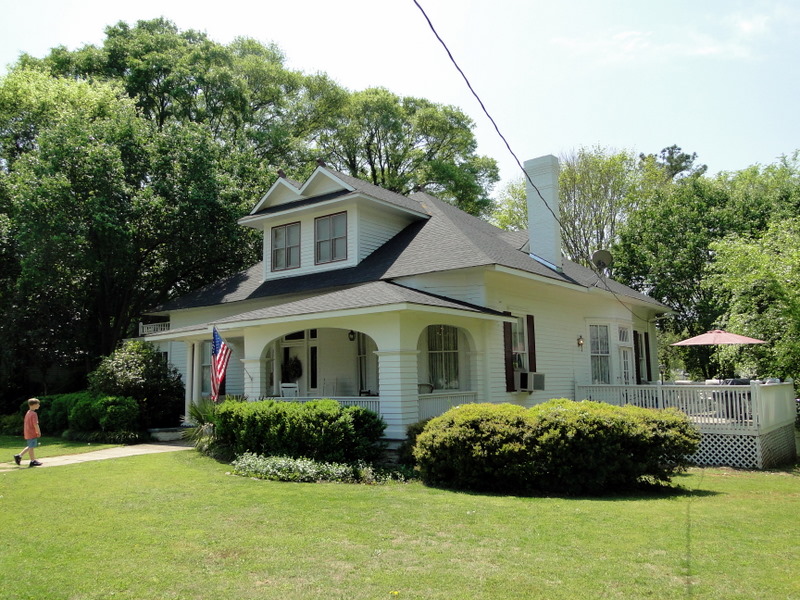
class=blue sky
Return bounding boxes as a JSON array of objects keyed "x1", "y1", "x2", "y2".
[{"x1": 1, "y1": 0, "x2": 798, "y2": 188}]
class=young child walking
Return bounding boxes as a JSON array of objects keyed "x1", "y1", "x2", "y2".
[{"x1": 14, "y1": 398, "x2": 42, "y2": 467}]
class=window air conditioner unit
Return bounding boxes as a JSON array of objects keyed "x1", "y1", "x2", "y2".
[{"x1": 515, "y1": 371, "x2": 545, "y2": 392}]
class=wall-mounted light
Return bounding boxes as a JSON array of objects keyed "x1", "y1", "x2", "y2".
[
  {"x1": 577, "y1": 335, "x2": 584, "y2": 350},
  {"x1": 348, "y1": 330, "x2": 356, "y2": 341}
]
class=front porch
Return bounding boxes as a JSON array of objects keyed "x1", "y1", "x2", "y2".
[
  {"x1": 257, "y1": 390, "x2": 479, "y2": 424},
  {"x1": 576, "y1": 381, "x2": 797, "y2": 469}
]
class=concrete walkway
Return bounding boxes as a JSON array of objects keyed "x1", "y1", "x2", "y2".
[{"x1": 2, "y1": 441, "x2": 193, "y2": 471}]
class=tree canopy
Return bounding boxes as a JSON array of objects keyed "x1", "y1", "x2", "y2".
[{"x1": 0, "y1": 17, "x2": 499, "y2": 408}]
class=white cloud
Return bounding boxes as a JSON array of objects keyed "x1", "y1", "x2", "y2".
[{"x1": 552, "y1": 7, "x2": 781, "y2": 65}]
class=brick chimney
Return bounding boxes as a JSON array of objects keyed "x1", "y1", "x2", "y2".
[{"x1": 524, "y1": 155, "x2": 562, "y2": 271}]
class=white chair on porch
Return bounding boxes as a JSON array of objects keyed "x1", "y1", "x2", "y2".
[
  {"x1": 322, "y1": 378, "x2": 337, "y2": 397},
  {"x1": 280, "y1": 383, "x2": 299, "y2": 397}
]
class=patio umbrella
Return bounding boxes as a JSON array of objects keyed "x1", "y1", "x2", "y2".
[{"x1": 671, "y1": 329, "x2": 766, "y2": 346}]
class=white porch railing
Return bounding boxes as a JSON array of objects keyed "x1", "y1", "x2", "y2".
[
  {"x1": 276, "y1": 391, "x2": 479, "y2": 423},
  {"x1": 139, "y1": 321, "x2": 170, "y2": 335},
  {"x1": 418, "y1": 391, "x2": 479, "y2": 421},
  {"x1": 276, "y1": 396, "x2": 381, "y2": 414},
  {"x1": 575, "y1": 382, "x2": 796, "y2": 435}
]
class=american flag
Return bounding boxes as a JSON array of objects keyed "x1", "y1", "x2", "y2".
[{"x1": 211, "y1": 327, "x2": 232, "y2": 402}]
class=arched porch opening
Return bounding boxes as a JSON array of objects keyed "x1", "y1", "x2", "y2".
[
  {"x1": 415, "y1": 324, "x2": 479, "y2": 420},
  {"x1": 258, "y1": 327, "x2": 379, "y2": 400}
]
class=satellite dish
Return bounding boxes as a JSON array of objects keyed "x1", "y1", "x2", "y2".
[{"x1": 591, "y1": 249, "x2": 614, "y2": 270}]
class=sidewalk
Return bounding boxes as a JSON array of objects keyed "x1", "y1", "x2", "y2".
[{"x1": 2, "y1": 441, "x2": 193, "y2": 471}]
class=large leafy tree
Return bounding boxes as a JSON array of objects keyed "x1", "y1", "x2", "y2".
[
  {"x1": 0, "y1": 71, "x2": 259, "y2": 402},
  {"x1": 315, "y1": 87, "x2": 499, "y2": 216},
  {"x1": 708, "y1": 217, "x2": 800, "y2": 382}
]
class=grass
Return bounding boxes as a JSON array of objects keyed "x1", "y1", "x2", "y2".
[
  {"x1": 0, "y1": 448, "x2": 798, "y2": 600},
  {"x1": 0, "y1": 435, "x2": 121, "y2": 467}
]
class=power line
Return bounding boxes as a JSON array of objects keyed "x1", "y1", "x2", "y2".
[
  {"x1": 413, "y1": 0, "x2": 647, "y2": 322},
  {"x1": 411, "y1": 0, "x2": 563, "y2": 230}
]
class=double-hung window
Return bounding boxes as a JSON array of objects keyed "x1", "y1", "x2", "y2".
[
  {"x1": 590, "y1": 324, "x2": 610, "y2": 384},
  {"x1": 510, "y1": 316, "x2": 529, "y2": 371},
  {"x1": 428, "y1": 325, "x2": 459, "y2": 390},
  {"x1": 315, "y1": 212, "x2": 347, "y2": 264},
  {"x1": 271, "y1": 222, "x2": 300, "y2": 271}
]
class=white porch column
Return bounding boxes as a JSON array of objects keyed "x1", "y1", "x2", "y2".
[
  {"x1": 375, "y1": 349, "x2": 419, "y2": 440},
  {"x1": 241, "y1": 358, "x2": 263, "y2": 400},
  {"x1": 192, "y1": 341, "x2": 203, "y2": 405},
  {"x1": 184, "y1": 341, "x2": 195, "y2": 418}
]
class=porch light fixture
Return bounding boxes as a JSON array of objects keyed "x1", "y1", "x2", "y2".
[
  {"x1": 577, "y1": 335, "x2": 584, "y2": 350},
  {"x1": 348, "y1": 330, "x2": 356, "y2": 341}
]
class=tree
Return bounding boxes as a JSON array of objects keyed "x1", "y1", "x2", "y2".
[
  {"x1": 489, "y1": 175, "x2": 526, "y2": 230},
  {"x1": 639, "y1": 144, "x2": 707, "y2": 181},
  {"x1": 0, "y1": 70, "x2": 260, "y2": 397},
  {"x1": 612, "y1": 178, "x2": 731, "y2": 378},
  {"x1": 708, "y1": 218, "x2": 800, "y2": 384},
  {"x1": 315, "y1": 87, "x2": 499, "y2": 216},
  {"x1": 558, "y1": 146, "x2": 643, "y2": 267}
]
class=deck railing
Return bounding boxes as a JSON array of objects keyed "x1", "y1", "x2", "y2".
[{"x1": 576, "y1": 381, "x2": 796, "y2": 434}]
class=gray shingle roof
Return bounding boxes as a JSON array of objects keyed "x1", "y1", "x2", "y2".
[
  {"x1": 213, "y1": 281, "x2": 505, "y2": 326},
  {"x1": 150, "y1": 170, "x2": 667, "y2": 314}
]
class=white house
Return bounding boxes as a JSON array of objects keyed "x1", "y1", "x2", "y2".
[{"x1": 143, "y1": 155, "x2": 669, "y2": 441}]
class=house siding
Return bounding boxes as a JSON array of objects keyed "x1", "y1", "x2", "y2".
[{"x1": 356, "y1": 205, "x2": 413, "y2": 261}]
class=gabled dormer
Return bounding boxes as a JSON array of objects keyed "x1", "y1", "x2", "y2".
[{"x1": 238, "y1": 163, "x2": 430, "y2": 282}]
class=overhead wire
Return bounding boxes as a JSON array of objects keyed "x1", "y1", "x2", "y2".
[
  {"x1": 412, "y1": 0, "x2": 645, "y2": 321},
  {"x1": 411, "y1": 0, "x2": 563, "y2": 230}
]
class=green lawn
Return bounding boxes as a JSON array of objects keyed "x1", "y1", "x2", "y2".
[
  {"x1": 0, "y1": 435, "x2": 120, "y2": 466},
  {"x1": 0, "y1": 448, "x2": 798, "y2": 600}
]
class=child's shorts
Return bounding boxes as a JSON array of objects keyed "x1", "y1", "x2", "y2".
[{"x1": 25, "y1": 438, "x2": 38, "y2": 448}]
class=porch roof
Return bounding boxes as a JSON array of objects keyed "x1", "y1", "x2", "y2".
[
  {"x1": 213, "y1": 280, "x2": 508, "y2": 327},
  {"x1": 145, "y1": 281, "x2": 509, "y2": 341}
]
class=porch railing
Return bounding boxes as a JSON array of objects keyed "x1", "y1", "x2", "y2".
[
  {"x1": 278, "y1": 396, "x2": 381, "y2": 415},
  {"x1": 418, "y1": 391, "x2": 479, "y2": 421},
  {"x1": 576, "y1": 382, "x2": 796, "y2": 434},
  {"x1": 139, "y1": 321, "x2": 170, "y2": 335}
]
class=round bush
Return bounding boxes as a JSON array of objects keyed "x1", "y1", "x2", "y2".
[
  {"x1": 89, "y1": 340, "x2": 184, "y2": 428},
  {"x1": 413, "y1": 399, "x2": 700, "y2": 495},
  {"x1": 413, "y1": 403, "x2": 535, "y2": 493}
]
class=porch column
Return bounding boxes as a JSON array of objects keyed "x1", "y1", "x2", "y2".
[
  {"x1": 241, "y1": 358, "x2": 263, "y2": 401},
  {"x1": 192, "y1": 341, "x2": 203, "y2": 405},
  {"x1": 183, "y1": 341, "x2": 195, "y2": 418},
  {"x1": 375, "y1": 349, "x2": 419, "y2": 440}
]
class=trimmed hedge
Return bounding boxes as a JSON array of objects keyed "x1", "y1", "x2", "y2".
[
  {"x1": 413, "y1": 399, "x2": 701, "y2": 495},
  {"x1": 215, "y1": 399, "x2": 387, "y2": 463}
]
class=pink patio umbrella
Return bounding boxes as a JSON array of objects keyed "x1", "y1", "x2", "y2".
[{"x1": 671, "y1": 329, "x2": 766, "y2": 346}]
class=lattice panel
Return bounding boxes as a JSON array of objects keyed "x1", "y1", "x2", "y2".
[
  {"x1": 759, "y1": 425, "x2": 797, "y2": 468},
  {"x1": 690, "y1": 433, "x2": 760, "y2": 469},
  {"x1": 689, "y1": 425, "x2": 798, "y2": 469}
]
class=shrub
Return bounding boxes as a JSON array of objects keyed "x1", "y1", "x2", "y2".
[
  {"x1": 38, "y1": 392, "x2": 95, "y2": 435},
  {"x1": 88, "y1": 340, "x2": 184, "y2": 429},
  {"x1": 69, "y1": 396, "x2": 101, "y2": 433},
  {"x1": 413, "y1": 403, "x2": 536, "y2": 493},
  {"x1": 231, "y1": 453, "x2": 410, "y2": 484},
  {"x1": 525, "y1": 399, "x2": 700, "y2": 494},
  {"x1": 62, "y1": 393, "x2": 143, "y2": 443},
  {"x1": 413, "y1": 400, "x2": 701, "y2": 495},
  {"x1": 216, "y1": 399, "x2": 386, "y2": 463},
  {"x1": 396, "y1": 418, "x2": 431, "y2": 466},
  {"x1": 0, "y1": 413, "x2": 22, "y2": 435}
]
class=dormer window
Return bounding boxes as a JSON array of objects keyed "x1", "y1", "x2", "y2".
[
  {"x1": 271, "y1": 222, "x2": 300, "y2": 271},
  {"x1": 315, "y1": 212, "x2": 347, "y2": 264}
]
